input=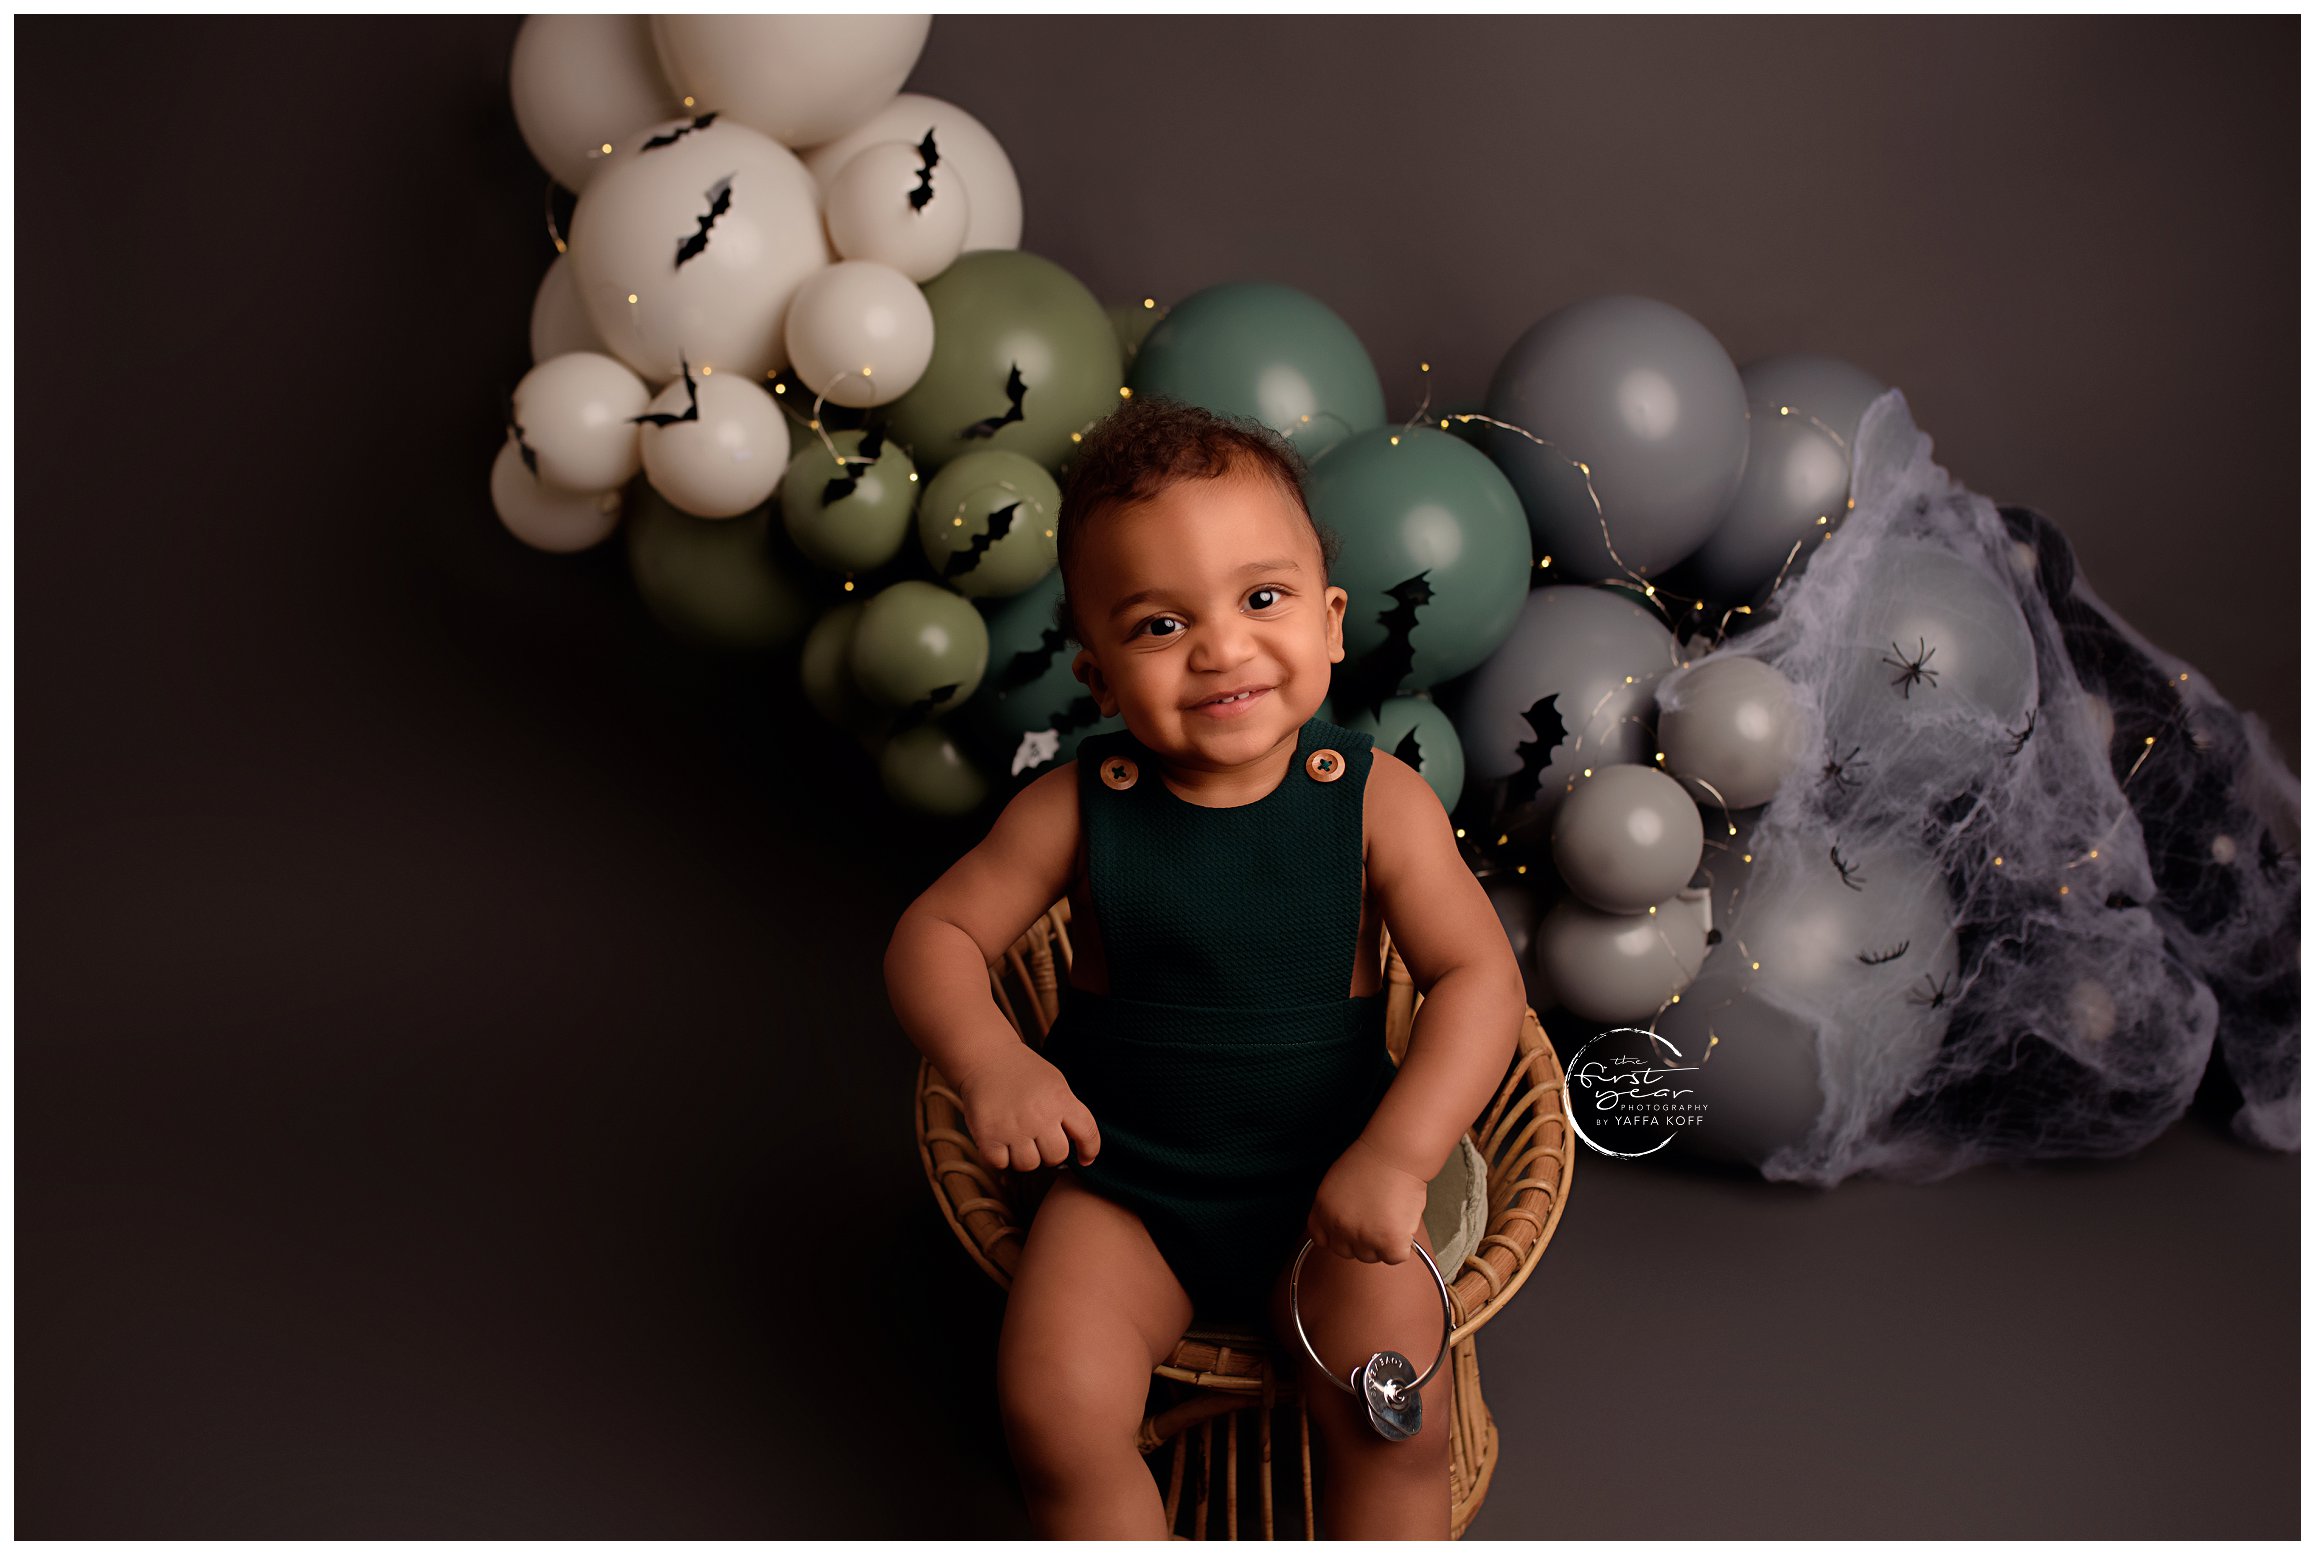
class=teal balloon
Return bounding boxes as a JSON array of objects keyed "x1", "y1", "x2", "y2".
[
  {"x1": 625, "y1": 481, "x2": 815, "y2": 651},
  {"x1": 961, "y1": 569, "x2": 1124, "y2": 782},
  {"x1": 885, "y1": 250, "x2": 1123, "y2": 474},
  {"x1": 917, "y1": 449, "x2": 1061, "y2": 599},
  {"x1": 880, "y1": 721, "x2": 991, "y2": 817},
  {"x1": 849, "y1": 578, "x2": 989, "y2": 715},
  {"x1": 1305, "y1": 425, "x2": 1532, "y2": 714},
  {"x1": 1335, "y1": 693, "x2": 1467, "y2": 812},
  {"x1": 780, "y1": 428, "x2": 919, "y2": 574},
  {"x1": 1127, "y1": 281, "x2": 1384, "y2": 461}
]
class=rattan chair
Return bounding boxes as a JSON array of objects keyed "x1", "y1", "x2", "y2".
[{"x1": 914, "y1": 898, "x2": 1574, "y2": 1538}]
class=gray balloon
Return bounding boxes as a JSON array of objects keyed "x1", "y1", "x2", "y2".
[
  {"x1": 1483, "y1": 295, "x2": 1750, "y2": 582},
  {"x1": 1533, "y1": 888, "x2": 1710, "y2": 1024},
  {"x1": 1687, "y1": 803, "x2": 1768, "y2": 947},
  {"x1": 1655, "y1": 954, "x2": 1827, "y2": 1169},
  {"x1": 1656, "y1": 653, "x2": 1806, "y2": 811},
  {"x1": 1674, "y1": 355, "x2": 1889, "y2": 606},
  {"x1": 1448, "y1": 584, "x2": 1681, "y2": 833},
  {"x1": 1551, "y1": 764, "x2": 1705, "y2": 913},
  {"x1": 1822, "y1": 538, "x2": 2036, "y2": 804}
]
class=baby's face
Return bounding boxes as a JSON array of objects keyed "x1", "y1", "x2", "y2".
[{"x1": 1070, "y1": 463, "x2": 1347, "y2": 770}]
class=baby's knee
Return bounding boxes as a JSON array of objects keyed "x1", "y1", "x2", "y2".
[{"x1": 996, "y1": 1321, "x2": 1152, "y2": 1479}]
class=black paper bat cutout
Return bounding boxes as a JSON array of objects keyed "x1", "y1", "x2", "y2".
[
  {"x1": 941, "y1": 501, "x2": 1021, "y2": 580},
  {"x1": 1506, "y1": 693, "x2": 1569, "y2": 807},
  {"x1": 889, "y1": 681, "x2": 963, "y2": 736},
  {"x1": 909, "y1": 129, "x2": 942, "y2": 212},
  {"x1": 960, "y1": 363, "x2": 1028, "y2": 439},
  {"x1": 628, "y1": 355, "x2": 699, "y2": 427},
  {"x1": 675, "y1": 174, "x2": 733, "y2": 268},
  {"x1": 994, "y1": 625, "x2": 1071, "y2": 694},
  {"x1": 818, "y1": 422, "x2": 888, "y2": 507},
  {"x1": 1336, "y1": 571, "x2": 1434, "y2": 722},
  {"x1": 640, "y1": 112, "x2": 719, "y2": 152},
  {"x1": 1392, "y1": 726, "x2": 1425, "y2": 772},
  {"x1": 506, "y1": 392, "x2": 538, "y2": 477}
]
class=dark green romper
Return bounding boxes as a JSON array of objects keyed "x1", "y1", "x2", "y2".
[{"x1": 1043, "y1": 713, "x2": 1399, "y2": 1324}]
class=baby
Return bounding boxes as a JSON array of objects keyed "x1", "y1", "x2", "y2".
[{"x1": 884, "y1": 395, "x2": 1526, "y2": 1538}]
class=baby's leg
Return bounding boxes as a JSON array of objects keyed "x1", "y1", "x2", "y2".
[
  {"x1": 997, "y1": 1172, "x2": 1196, "y2": 1538},
  {"x1": 1265, "y1": 1220, "x2": 1453, "y2": 1539}
]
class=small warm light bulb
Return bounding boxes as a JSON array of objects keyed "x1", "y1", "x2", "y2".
[
  {"x1": 1669, "y1": 993, "x2": 1679, "y2": 1003},
  {"x1": 772, "y1": 382, "x2": 786, "y2": 394},
  {"x1": 809, "y1": 419, "x2": 822, "y2": 430},
  {"x1": 700, "y1": 364, "x2": 712, "y2": 375},
  {"x1": 627, "y1": 293, "x2": 639, "y2": 304},
  {"x1": 1420, "y1": 361, "x2": 1431, "y2": 372},
  {"x1": 1540, "y1": 556, "x2": 1553, "y2": 568},
  {"x1": 1389, "y1": 435, "x2": 1400, "y2": 445},
  {"x1": 2059, "y1": 885, "x2": 2070, "y2": 896},
  {"x1": 1993, "y1": 855, "x2": 2005, "y2": 866},
  {"x1": 2144, "y1": 735, "x2": 2156, "y2": 746},
  {"x1": 1070, "y1": 431, "x2": 1083, "y2": 442},
  {"x1": 1141, "y1": 297, "x2": 1155, "y2": 309},
  {"x1": 1514, "y1": 864, "x2": 1528, "y2": 875},
  {"x1": 2088, "y1": 849, "x2": 2099, "y2": 859},
  {"x1": 861, "y1": 365, "x2": 873, "y2": 377},
  {"x1": 1582, "y1": 768, "x2": 1593, "y2": 777},
  {"x1": 952, "y1": 516, "x2": 963, "y2": 526},
  {"x1": 1496, "y1": 834, "x2": 1509, "y2": 846},
  {"x1": 1624, "y1": 675, "x2": 1635, "y2": 684},
  {"x1": 842, "y1": 579, "x2": 854, "y2": 591},
  {"x1": 600, "y1": 142, "x2": 613, "y2": 154},
  {"x1": 1655, "y1": 752, "x2": 1665, "y2": 762},
  {"x1": 1751, "y1": 960, "x2": 1761, "y2": 970},
  {"x1": 1440, "y1": 419, "x2": 1450, "y2": 429},
  {"x1": 1454, "y1": 827, "x2": 1466, "y2": 838},
  {"x1": 1647, "y1": 905, "x2": 1657, "y2": 915},
  {"x1": 907, "y1": 472, "x2": 919, "y2": 482},
  {"x1": 1741, "y1": 853, "x2": 1753, "y2": 863},
  {"x1": 682, "y1": 95, "x2": 695, "y2": 108},
  {"x1": 1118, "y1": 386, "x2": 1133, "y2": 399}
]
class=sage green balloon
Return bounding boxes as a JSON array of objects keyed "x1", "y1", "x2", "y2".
[
  {"x1": 917, "y1": 448, "x2": 1061, "y2": 599},
  {"x1": 780, "y1": 428, "x2": 919, "y2": 574},
  {"x1": 849, "y1": 578, "x2": 989, "y2": 714},
  {"x1": 625, "y1": 481, "x2": 815, "y2": 651},
  {"x1": 1126, "y1": 281, "x2": 1384, "y2": 461},
  {"x1": 885, "y1": 250, "x2": 1124, "y2": 474},
  {"x1": 1306, "y1": 425, "x2": 1531, "y2": 710},
  {"x1": 1106, "y1": 298, "x2": 1166, "y2": 371},
  {"x1": 961, "y1": 568, "x2": 1123, "y2": 781},
  {"x1": 879, "y1": 721, "x2": 990, "y2": 817},
  {"x1": 799, "y1": 600, "x2": 888, "y2": 743},
  {"x1": 1334, "y1": 692, "x2": 1467, "y2": 813}
]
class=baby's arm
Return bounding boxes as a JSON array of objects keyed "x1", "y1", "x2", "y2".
[
  {"x1": 884, "y1": 762, "x2": 1101, "y2": 1172},
  {"x1": 1311, "y1": 751, "x2": 1529, "y2": 1261}
]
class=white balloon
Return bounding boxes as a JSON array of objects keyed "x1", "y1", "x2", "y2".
[
  {"x1": 509, "y1": 15, "x2": 683, "y2": 192},
  {"x1": 568, "y1": 115, "x2": 832, "y2": 385},
  {"x1": 804, "y1": 93, "x2": 1022, "y2": 252},
  {"x1": 825, "y1": 139, "x2": 969, "y2": 282},
  {"x1": 649, "y1": 14, "x2": 929, "y2": 149},
  {"x1": 784, "y1": 260, "x2": 935, "y2": 408},
  {"x1": 639, "y1": 370, "x2": 792, "y2": 519},
  {"x1": 512, "y1": 351, "x2": 650, "y2": 492},
  {"x1": 529, "y1": 254, "x2": 609, "y2": 363},
  {"x1": 490, "y1": 437, "x2": 624, "y2": 553}
]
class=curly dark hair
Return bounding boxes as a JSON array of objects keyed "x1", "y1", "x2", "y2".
[{"x1": 1051, "y1": 394, "x2": 1342, "y2": 647}]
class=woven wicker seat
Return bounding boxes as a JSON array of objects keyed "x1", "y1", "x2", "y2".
[{"x1": 913, "y1": 898, "x2": 1574, "y2": 1538}]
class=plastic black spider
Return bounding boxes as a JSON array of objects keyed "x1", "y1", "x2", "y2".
[
  {"x1": 1829, "y1": 843, "x2": 1867, "y2": 892},
  {"x1": 1907, "y1": 972, "x2": 1957, "y2": 1011},
  {"x1": 1820, "y1": 743, "x2": 1868, "y2": 793},
  {"x1": 2004, "y1": 707, "x2": 2038, "y2": 756},
  {"x1": 1881, "y1": 636, "x2": 1942, "y2": 699}
]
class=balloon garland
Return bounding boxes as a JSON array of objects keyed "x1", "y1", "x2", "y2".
[{"x1": 485, "y1": 16, "x2": 2296, "y2": 1183}]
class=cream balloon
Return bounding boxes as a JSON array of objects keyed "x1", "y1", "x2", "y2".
[
  {"x1": 638, "y1": 369, "x2": 792, "y2": 519},
  {"x1": 784, "y1": 260, "x2": 936, "y2": 408},
  {"x1": 490, "y1": 438, "x2": 624, "y2": 554},
  {"x1": 511, "y1": 351, "x2": 650, "y2": 492},
  {"x1": 803, "y1": 93, "x2": 1022, "y2": 252},
  {"x1": 648, "y1": 14, "x2": 929, "y2": 149},
  {"x1": 509, "y1": 15, "x2": 683, "y2": 192},
  {"x1": 824, "y1": 139, "x2": 970, "y2": 282},
  {"x1": 567, "y1": 115, "x2": 832, "y2": 384},
  {"x1": 529, "y1": 254, "x2": 610, "y2": 363}
]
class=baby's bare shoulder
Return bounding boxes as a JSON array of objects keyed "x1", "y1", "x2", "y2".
[{"x1": 904, "y1": 758, "x2": 1083, "y2": 965}]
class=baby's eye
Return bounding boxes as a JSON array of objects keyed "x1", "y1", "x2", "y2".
[
  {"x1": 1248, "y1": 586, "x2": 1285, "y2": 611},
  {"x1": 1135, "y1": 614, "x2": 1185, "y2": 640}
]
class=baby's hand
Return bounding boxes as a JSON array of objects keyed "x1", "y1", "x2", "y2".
[
  {"x1": 952, "y1": 1044, "x2": 1101, "y2": 1173},
  {"x1": 1307, "y1": 1138, "x2": 1430, "y2": 1264}
]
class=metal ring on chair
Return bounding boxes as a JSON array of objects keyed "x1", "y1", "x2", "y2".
[{"x1": 1287, "y1": 1235, "x2": 1453, "y2": 1396}]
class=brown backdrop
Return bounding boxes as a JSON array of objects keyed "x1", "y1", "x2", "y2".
[{"x1": 15, "y1": 15, "x2": 2297, "y2": 1538}]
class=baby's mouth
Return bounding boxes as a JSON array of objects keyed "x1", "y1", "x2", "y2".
[{"x1": 1189, "y1": 685, "x2": 1271, "y2": 717}]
